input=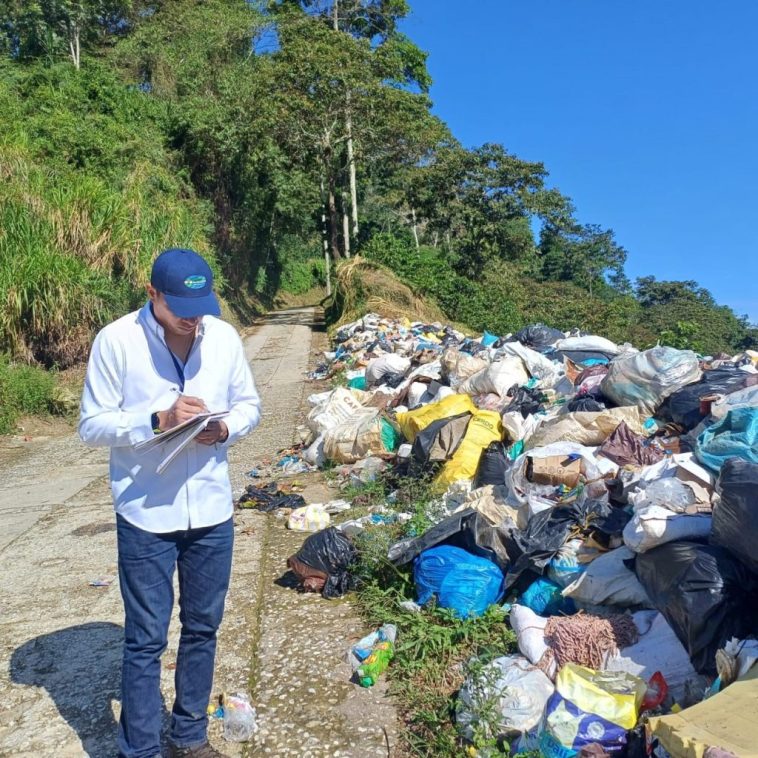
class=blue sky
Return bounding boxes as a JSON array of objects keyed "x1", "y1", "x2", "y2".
[{"x1": 402, "y1": 1, "x2": 758, "y2": 321}]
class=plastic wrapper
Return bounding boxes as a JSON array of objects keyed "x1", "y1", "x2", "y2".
[
  {"x1": 695, "y1": 407, "x2": 758, "y2": 472},
  {"x1": 711, "y1": 458, "x2": 758, "y2": 575},
  {"x1": 287, "y1": 527, "x2": 357, "y2": 599},
  {"x1": 456, "y1": 655, "x2": 554, "y2": 739},
  {"x1": 634, "y1": 541, "x2": 758, "y2": 675},
  {"x1": 541, "y1": 665, "x2": 646, "y2": 754},
  {"x1": 600, "y1": 346, "x2": 701, "y2": 416},
  {"x1": 413, "y1": 545, "x2": 505, "y2": 618},
  {"x1": 287, "y1": 504, "x2": 331, "y2": 532}
]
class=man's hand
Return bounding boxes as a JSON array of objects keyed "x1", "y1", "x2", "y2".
[
  {"x1": 157, "y1": 395, "x2": 208, "y2": 431},
  {"x1": 196, "y1": 420, "x2": 229, "y2": 446}
]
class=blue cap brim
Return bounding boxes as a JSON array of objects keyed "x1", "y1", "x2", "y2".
[{"x1": 164, "y1": 291, "x2": 221, "y2": 318}]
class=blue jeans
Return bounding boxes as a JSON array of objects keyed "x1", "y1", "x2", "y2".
[{"x1": 116, "y1": 515, "x2": 234, "y2": 758}]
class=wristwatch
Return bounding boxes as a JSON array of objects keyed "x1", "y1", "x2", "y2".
[{"x1": 151, "y1": 412, "x2": 162, "y2": 434}]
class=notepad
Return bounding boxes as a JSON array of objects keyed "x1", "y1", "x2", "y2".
[{"x1": 134, "y1": 411, "x2": 229, "y2": 474}]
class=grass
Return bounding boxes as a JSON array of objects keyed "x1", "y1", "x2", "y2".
[
  {"x1": 0, "y1": 355, "x2": 59, "y2": 434},
  {"x1": 345, "y1": 472, "x2": 520, "y2": 757}
]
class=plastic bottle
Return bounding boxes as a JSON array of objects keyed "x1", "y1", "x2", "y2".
[{"x1": 357, "y1": 641, "x2": 394, "y2": 687}]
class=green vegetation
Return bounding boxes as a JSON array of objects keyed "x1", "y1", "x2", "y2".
[
  {"x1": 0, "y1": 0, "x2": 754, "y2": 403},
  {"x1": 344, "y1": 472, "x2": 518, "y2": 757},
  {"x1": 0, "y1": 355, "x2": 58, "y2": 433}
]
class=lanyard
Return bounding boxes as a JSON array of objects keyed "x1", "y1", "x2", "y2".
[{"x1": 168, "y1": 350, "x2": 187, "y2": 392}]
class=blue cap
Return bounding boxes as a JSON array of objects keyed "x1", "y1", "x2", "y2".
[{"x1": 150, "y1": 248, "x2": 221, "y2": 318}]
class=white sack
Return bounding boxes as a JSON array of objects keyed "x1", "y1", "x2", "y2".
[
  {"x1": 496, "y1": 341, "x2": 560, "y2": 386},
  {"x1": 556, "y1": 335, "x2": 621, "y2": 355},
  {"x1": 365, "y1": 354, "x2": 411, "y2": 387},
  {"x1": 562, "y1": 547, "x2": 653, "y2": 608},
  {"x1": 459, "y1": 356, "x2": 529, "y2": 398},
  {"x1": 622, "y1": 506, "x2": 713, "y2": 553}
]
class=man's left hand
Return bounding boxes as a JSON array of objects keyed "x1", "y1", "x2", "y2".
[{"x1": 196, "y1": 420, "x2": 229, "y2": 446}]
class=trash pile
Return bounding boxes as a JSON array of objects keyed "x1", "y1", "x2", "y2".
[{"x1": 288, "y1": 313, "x2": 758, "y2": 755}]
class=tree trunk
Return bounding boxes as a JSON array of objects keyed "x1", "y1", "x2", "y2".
[
  {"x1": 327, "y1": 176, "x2": 341, "y2": 259},
  {"x1": 69, "y1": 25, "x2": 81, "y2": 69},
  {"x1": 332, "y1": 0, "x2": 339, "y2": 31},
  {"x1": 320, "y1": 177, "x2": 332, "y2": 296},
  {"x1": 342, "y1": 197, "x2": 351, "y2": 258},
  {"x1": 411, "y1": 207, "x2": 419, "y2": 250},
  {"x1": 346, "y1": 93, "x2": 359, "y2": 239}
]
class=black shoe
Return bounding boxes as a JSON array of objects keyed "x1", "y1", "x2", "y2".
[{"x1": 167, "y1": 742, "x2": 229, "y2": 758}]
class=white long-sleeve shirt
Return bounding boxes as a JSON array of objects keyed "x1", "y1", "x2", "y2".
[{"x1": 79, "y1": 302, "x2": 261, "y2": 532}]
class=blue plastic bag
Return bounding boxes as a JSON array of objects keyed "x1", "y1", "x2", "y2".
[
  {"x1": 519, "y1": 577, "x2": 576, "y2": 616},
  {"x1": 695, "y1": 407, "x2": 758, "y2": 472},
  {"x1": 413, "y1": 545, "x2": 505, "y2": 619}
]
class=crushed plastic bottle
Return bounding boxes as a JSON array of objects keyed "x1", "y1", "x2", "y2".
[{"x1": 357, "y1": 641, "x2": 394, "y2": 687}]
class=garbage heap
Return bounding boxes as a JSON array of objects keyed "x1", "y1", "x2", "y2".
[{"x1": 294, "y1": 313, "x2": 758, "y2": 757}]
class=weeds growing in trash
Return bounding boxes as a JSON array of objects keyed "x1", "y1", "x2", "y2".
[{"x1": 348, "y1": 473, "x2": 523, "y2": 757}]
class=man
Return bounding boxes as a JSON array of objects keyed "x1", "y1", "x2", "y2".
[{"x1": 79, "y1": 248, "x2": 261, "y2": 758}]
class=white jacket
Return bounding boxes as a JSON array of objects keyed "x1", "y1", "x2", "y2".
[{"x1": 79, "y1": 303, "x2": 261, "y2": 532}]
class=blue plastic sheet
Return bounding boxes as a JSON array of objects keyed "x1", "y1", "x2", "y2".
[
  {"x1": 413, "y1": 545, "x2": 505, "y2": 619},
  {"x1": 695, "y1": 407, "x2": 758, "y2": 472}
]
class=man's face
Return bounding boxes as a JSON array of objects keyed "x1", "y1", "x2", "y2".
[{"x1": 147, "y1": 286, "x2": 201, "y2": 338}]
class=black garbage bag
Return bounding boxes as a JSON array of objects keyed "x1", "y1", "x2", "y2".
[
  {"x1": 237, "y1": 482, "x2": 306, "y2": 512},
  {"x1": 660, "y1": 367, "x2": 758, "y2": 430},
  {"x1": 388, "y1": 508, "x2": 517, "y2": 573},
  {"x1": 711, "y1": 458, "x2": 758, "y2": 575},
  {"x1": 634, "y1": 541, "x2": 758, "y2": 675},
  {"x1": 460, "y1": 339, "x2": 488, "y2": 357},
  {"x1": 287, "y1": 527, "x2": 358, "y2": 599},
  {"x1": 567, "y1": 393, "x2": 607, "y2": 413},
  {"x1": 504, "y1": 500, "x2": 621, "y2": 591},
  {"x1": 474, "y1": 442, "x2": 509, "y2": 488},
  {"x1": 504, "y1": 385, "x2": 546, "y2": 418},
  {"x1": 506, "y1": 323, "x2": 564, "y2": 352}
]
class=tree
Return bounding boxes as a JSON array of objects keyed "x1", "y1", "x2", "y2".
[
  {"x1": 407, "y1": 143, "x2": 572, "y2": 277},
  {"x1": 538, "y1": 222, "x2": 629, "y2": 296},
  {"x1": 0, "y1": 0, "x2": 132, "y2": 67}
]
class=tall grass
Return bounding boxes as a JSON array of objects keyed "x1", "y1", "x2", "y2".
[{"x1": 0, "y1": 62, "x2": 216, "y2": 368}]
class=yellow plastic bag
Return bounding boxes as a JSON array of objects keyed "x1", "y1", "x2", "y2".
[
  {"x1": 396, "y1": 393, "x2": 476, "y2": 442},
  {"x1": 434, "y1": 410, "x2": 503, "y2": 492},
  {"x1": 554, "y1": 664, "x2": 646, "y2": 730}
]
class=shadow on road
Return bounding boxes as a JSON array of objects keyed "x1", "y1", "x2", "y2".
[{"x1": 10, "y1": 621, "x2": 127, "y2": 757}]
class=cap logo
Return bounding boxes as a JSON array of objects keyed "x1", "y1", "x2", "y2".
[{"x1": 184, "y1": 275, "x2": 207, "y2": 290}]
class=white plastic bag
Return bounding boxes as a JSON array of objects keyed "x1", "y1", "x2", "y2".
[
  {"x1": 496, "y1": 341, "x2": 560, "y2": 386},
  {"x1": 223, "y1": 693, "x2": 258, "y2": 742},
  {"x1": 556, "y1": 335, "x2": 621, "y2": 354},
  {"x1": 456, "y1": 654, "x2": 554, "y2": 739}
]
